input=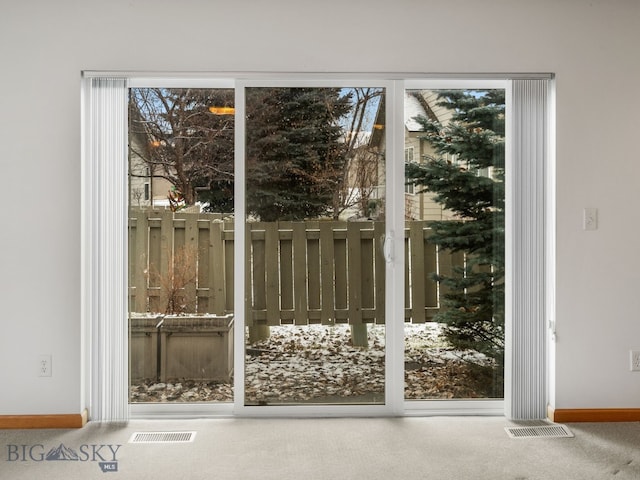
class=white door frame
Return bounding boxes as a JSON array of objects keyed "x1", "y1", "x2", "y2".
[
  {"x1": 83, "y1": 72, "x2": 552, "y2": 420},
  {"x1": 233, "y1": 78, "x2": 401, "y2": 417}
]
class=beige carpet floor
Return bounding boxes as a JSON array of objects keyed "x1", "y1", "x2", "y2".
[{"x1": 2, "y1": 417, "x2": 639, "y2": 479}]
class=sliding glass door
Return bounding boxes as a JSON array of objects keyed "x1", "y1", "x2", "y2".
[
  {"x1": 402, "y1": 84, "x2": 506, "y2": 405},
  {"x1": 241, "y1": 84, "x2": 388, "y2": 407},
  {"x1": 98, "y1": 74, "x2": 551, "y2": 419},
  {"x1": 125, "y1": 77, "x2": 508, "y2": 415},
  {"x1": 127, "y1": 84, "x2": 236, "y2": 406}
]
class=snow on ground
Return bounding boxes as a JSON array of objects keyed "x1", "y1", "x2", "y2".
[{"x1": 130, "y1": 323, "x2": 499, "y2": 403}]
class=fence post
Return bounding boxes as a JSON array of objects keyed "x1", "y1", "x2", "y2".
[
  {"x1": 247, "y1": 223, "x2": 270, "y2": 342},
  {"x1": 374, "y1": 220, "x2": 385, "y2": 324},
  {"x1": 348, "y1": 222, "x2": 367, "y2": 347},
  {"x1": 209, "y1": 219, "x2": 227, "y2": 314},
  {"x1": 319, "y1": 221, "x2": 335, "y2": 325},
  {"x1": 224, "y1": 218, "x2": 234, "y2": 315},
  {"x1": 265, "y1": 222, "x2": 280, "y2": 325},
  {"x1": 292, "y1": 222, "x2": 309, "y2": 325},
  {"x1": 410, "y1": 221, "x2": 426, "y2": 323}
]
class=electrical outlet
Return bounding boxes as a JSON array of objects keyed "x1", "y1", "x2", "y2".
[
  {"x1": 630, "y1": 351, "x2": 640, "y2": 372},
  {"x1": 39, "y1": 354, "x2": 52, "y2": 377}
]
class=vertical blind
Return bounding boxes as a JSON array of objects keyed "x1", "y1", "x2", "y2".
[
  {"x1": 506, "y1": 79, "x2": 550, "y2": 420},
  {"x1": 86, "y1": 77, "x2": 129, "y2": 422}
]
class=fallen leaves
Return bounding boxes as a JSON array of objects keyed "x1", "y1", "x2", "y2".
[{"x1": 130, "y1": 323, "x2": 502, "y2": 403}]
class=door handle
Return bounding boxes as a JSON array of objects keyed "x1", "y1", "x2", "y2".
[{"x1": 383, "y1": 233, "x2": 393, "y2": 263}]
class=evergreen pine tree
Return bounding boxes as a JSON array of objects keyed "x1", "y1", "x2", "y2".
[
  {"x1": 406, "y1": 90, "x2": 505, "y2": 391},
  {"x1": 245, "y1": 87, "x2": 352, "y2": 221}
]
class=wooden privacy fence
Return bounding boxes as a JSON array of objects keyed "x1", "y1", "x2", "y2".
[{"x1": 128, "y1": 209, "x2": 464, "y2": 325}]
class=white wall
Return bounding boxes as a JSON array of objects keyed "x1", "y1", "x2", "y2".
[{"x1": 1, "y1": 0, "x2": 639, "y2": 415}]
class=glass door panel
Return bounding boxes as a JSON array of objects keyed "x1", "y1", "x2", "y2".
[
  {"x1": 243, "y1": 86, "x2": 387, "y2": 406},
  {"x1": 123, "y1": 79, "x2": 511, "y2": 414},
  {"x1": 403, "y1": 87, "x2": 505, "y2": 400},
  {"x1": 128, "y1": 87, "x2": 235, "y2": 404}
]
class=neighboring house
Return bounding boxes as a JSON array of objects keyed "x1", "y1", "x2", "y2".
[
  {"x1": 362, "y1": 89, "x2": 456, "y2": 222},
  {"x1": 128, "y1": 120, "x2": 175, "y2": 209},
  {"x1": 403, "y1": 89, "x2": 457, "y2": 221}
]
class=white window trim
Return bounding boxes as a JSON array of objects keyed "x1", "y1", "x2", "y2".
[{"x1": 82, "y1": 72, "x2": 553, "y2": 421}]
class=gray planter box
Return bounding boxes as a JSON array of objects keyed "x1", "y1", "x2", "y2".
[
  {"x1": 130, "y1": 314, "x2": 164, "y2": 381},
  {"x1": 130, "y1": 313, "x2": 234, "y2": 382}
]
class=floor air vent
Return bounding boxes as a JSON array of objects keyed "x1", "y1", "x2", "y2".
[
  {"x1": 505, "y1": 424, "x2": 573, "y2": 439},
  {"x1": 129, "y1": 431, "x2": 197, "y2": 444}
]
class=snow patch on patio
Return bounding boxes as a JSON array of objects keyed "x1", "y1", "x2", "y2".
[{"x1": 130, "y1": 323, "x2": 499, "y2": 403}]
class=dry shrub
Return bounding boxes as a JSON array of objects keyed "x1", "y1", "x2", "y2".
[{"x1": 150, "y1": 245, "x2": 198, "y2": 314}]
